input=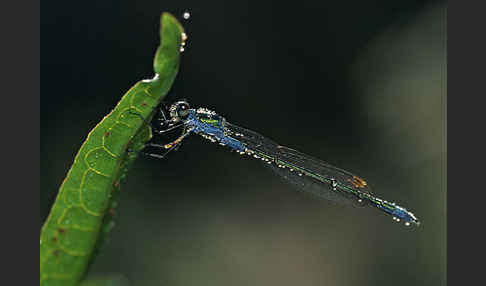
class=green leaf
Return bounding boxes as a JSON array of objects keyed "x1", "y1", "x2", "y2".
[{"x1": 40, "y1": 12, "x2": 184, "y2": 286}]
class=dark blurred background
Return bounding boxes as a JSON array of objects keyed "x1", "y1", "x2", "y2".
[{"x1": 41, "y1": 1, "x2": 446, "y2": 285}]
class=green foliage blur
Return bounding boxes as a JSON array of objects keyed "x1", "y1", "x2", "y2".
[{"x1": 41, "y1": 1, "x2": 446, "y2": 286}]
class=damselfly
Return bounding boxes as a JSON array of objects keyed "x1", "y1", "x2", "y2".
[{"x1": 145, "y1": 100, "x2": 420, "y2": 226}]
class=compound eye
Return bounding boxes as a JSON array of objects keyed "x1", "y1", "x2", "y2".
[{"x1": 177, "y1": 102, "x2": 190, "y2": 118}]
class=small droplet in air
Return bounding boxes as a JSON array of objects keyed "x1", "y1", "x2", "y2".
[
  {"x1": 180, "y1": 47, "x2": 185, "y2": 52},
  {"x1": 183, "y1": 11, "x2": 191, "y2": 20},
  {"x1": 405, "y1": 222, "x2": 411, "y2": 226}
]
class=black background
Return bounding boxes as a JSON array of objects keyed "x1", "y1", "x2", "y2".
[{"x1": 41, "y1": 1, "x2": 446, "y2": 285}]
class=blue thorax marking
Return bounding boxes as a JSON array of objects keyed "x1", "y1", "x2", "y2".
[{"x1": 184, "y1": 110, "x2": 246, "y2": 152}]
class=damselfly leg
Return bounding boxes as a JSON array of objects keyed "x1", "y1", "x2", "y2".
[
  {"x1": 155, "y1": 100, "x2": 190, "y2": 131},
  {"x1": 155, "y1": 101, "x2": 172, "y2": 129},
  {"x1": 129, "y1": 102, "x2": 183, "y2": 134},
  {"x1": 126, "y1": 104, "x2": 188, "y2": 159},
  {"x1": 140, "y1": 127, "x2": 192, "y2": 159},
  {"x1": 152, "y1": 122, "x2": 184, "y2": 134}
]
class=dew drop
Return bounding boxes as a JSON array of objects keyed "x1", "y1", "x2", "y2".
[
  {"x1": 181, "y1": 32, "x2": 188, "y2": 42},
  {"x1": 180, "y1": 32, "x2": 188, "y2": 53},
  {"x1": 331, "y1": 179, "x2": 338, "y2": 188}
]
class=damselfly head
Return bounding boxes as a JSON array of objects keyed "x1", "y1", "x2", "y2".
[{"x1": 169, "y1": 100, "x2": 191, "y2": 122}]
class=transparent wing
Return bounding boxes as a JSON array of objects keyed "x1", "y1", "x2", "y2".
[{"x1": 225, "y1": 123, "x2": 373, "y2": 206}]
